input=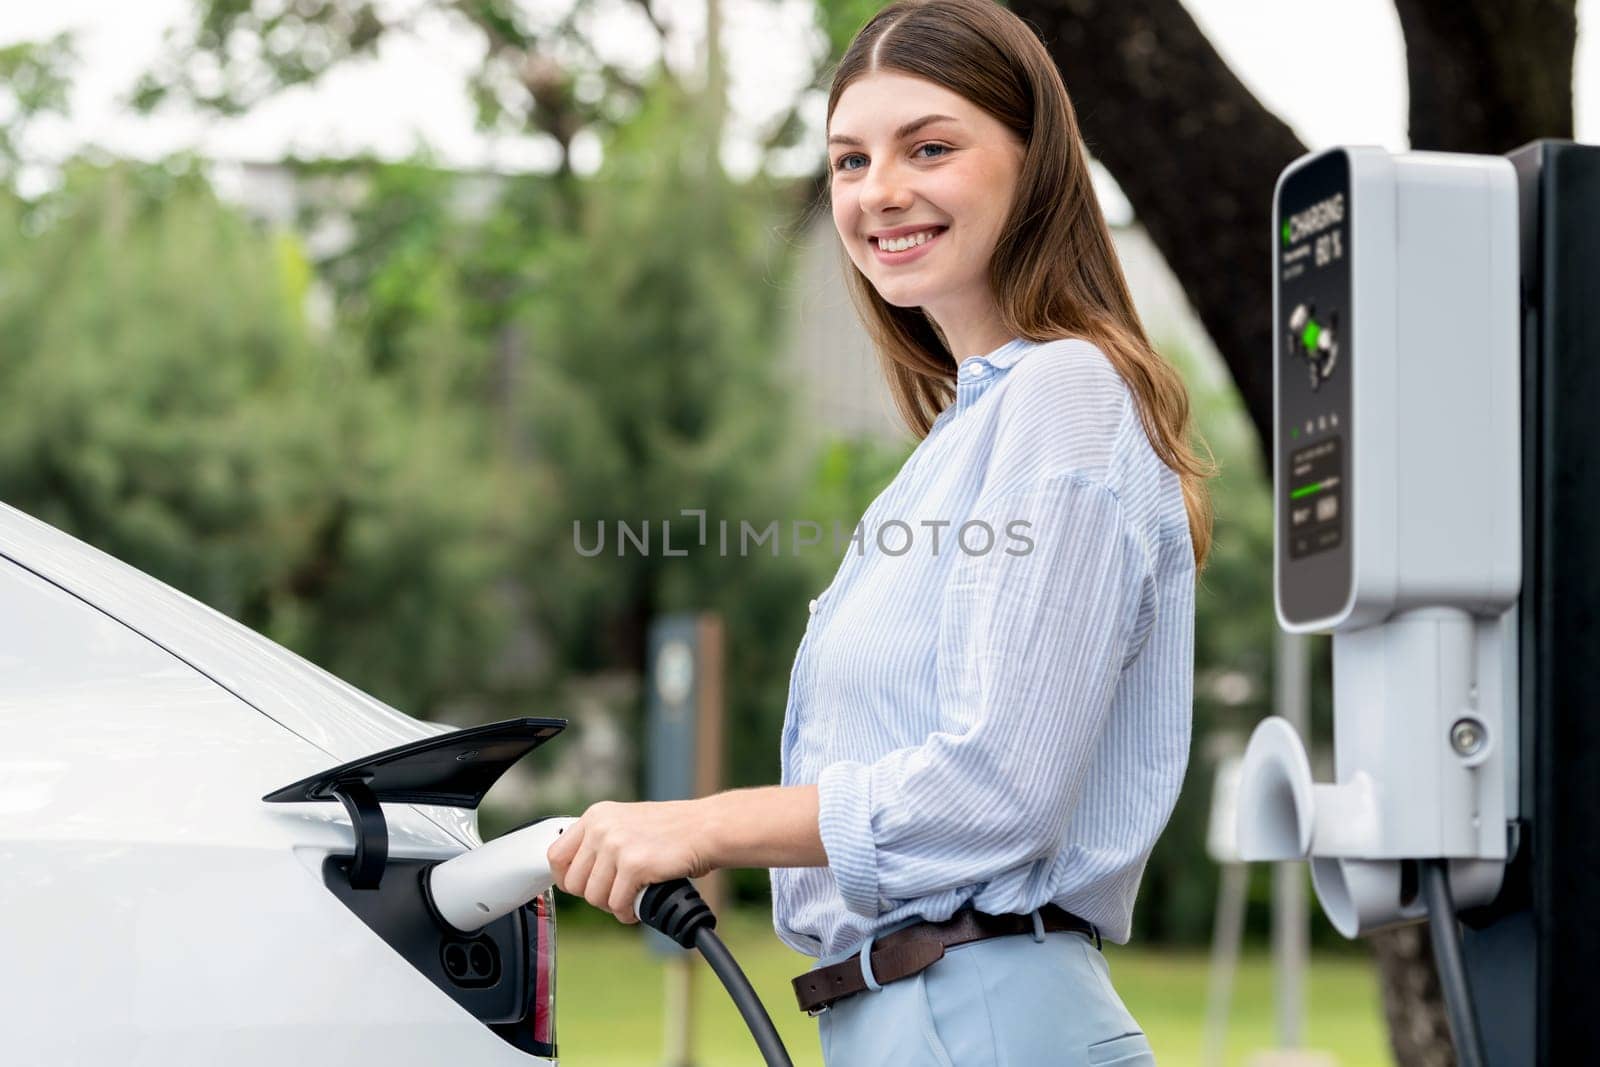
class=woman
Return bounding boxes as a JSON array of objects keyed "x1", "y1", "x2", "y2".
[{"x1": 548, "y1": 1, "x2": 1213, "y2": 1062}]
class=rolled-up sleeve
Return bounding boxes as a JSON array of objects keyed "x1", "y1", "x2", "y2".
[{"x1": 817, "y1": 472, "x2": 1154, "y2": 917}]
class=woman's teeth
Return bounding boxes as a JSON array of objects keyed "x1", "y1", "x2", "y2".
[{"x1": 878, "y1": 228, "x2": 941, "y2": 252}]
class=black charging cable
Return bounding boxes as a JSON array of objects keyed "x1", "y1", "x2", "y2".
[
  {"x1": 1420, "y1": 859, "x2": 1485, "y2": 1067},
  {"x1": 637, "y1": 879, "x2": 794, "y2": 1067}
]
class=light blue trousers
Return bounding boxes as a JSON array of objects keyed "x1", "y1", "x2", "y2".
[{"x1": 810, "y1": 912, "x2": 1156, "y2": 1066}]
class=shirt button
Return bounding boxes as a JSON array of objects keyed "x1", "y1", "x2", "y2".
[{"x1": 808, "y1": 598, "x2": 819, "y2": 615}]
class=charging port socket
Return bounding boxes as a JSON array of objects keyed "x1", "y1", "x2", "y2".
[{"x1": 442, "y1": 936, "x2": 502, "y2": 988}]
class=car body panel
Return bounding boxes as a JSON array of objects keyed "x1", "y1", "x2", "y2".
[
  {"x1": 0, "y1": 509, "x2": 549, "y2": 1063},
  {"x1": 0, "y1": 500, "x2": 480, "y2": 845}
]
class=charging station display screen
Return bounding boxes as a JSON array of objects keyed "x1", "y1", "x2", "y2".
[{"x1": 1277, "y1": 150, "x2": 1352, "y2": 624}]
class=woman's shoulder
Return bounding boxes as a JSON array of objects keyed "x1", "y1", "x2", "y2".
[
  {"x1": 988, "y1": 337, "x2": 1183, "y2": 536},
  {"x1": 1004, "y1": 337, "x2": 1131, "y2": 431},
  {"x1": 1007, "y1": 336, "x2": 1125, "y2": 391},
  {"x1": 987, "y1": 337, "x2": 1136, "y2": 485}
]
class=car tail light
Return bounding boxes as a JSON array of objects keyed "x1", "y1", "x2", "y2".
[{"x1": 531, "y1": 888, "x2": 557, "y2": 1054}]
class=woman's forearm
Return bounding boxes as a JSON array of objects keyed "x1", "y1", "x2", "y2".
[{"x1": 700, "y1": 784, "x2": 828, "y2": 869}]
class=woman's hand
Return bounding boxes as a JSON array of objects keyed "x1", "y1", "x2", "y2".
[
  {"x1": 544, "y1": 786, "x2": 826, "y2": 923},
  {"x1": 545, "y1": 799, "x2": 715, "y2": 923}
]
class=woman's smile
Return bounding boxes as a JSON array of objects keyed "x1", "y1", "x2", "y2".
[{"x1": 870, "y1": 226, "x2": 949, "y2": 265}]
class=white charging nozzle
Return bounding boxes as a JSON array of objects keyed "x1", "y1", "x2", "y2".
[{"x1": 428, "y1": 816, "x2": 578, "y2": 932}]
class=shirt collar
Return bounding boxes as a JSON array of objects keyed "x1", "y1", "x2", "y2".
[
  {"x1": 928, "y1": 339, "x2": 1035, "y2": 434},
  {"x1": 981, "y1": 337, "x2": 1033, "y2": 369},
  {"x1": 939, "y1": 337, "x2": 1029, "y2": 420},
  {"x1": 954, "y1": 337, "x2": 1031, "y2": 375}
]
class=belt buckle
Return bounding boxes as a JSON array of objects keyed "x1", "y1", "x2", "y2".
[{"x1": 806, "y1": 1001, "x2": 832, "y2": 1017}]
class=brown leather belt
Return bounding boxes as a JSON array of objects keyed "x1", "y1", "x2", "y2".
[{"x1": 792, "y1": 904, "x2": 1100, "y2": 1015}]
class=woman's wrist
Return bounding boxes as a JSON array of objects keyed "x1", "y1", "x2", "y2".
[
  {"x1": 697, "y1": 784, "x2": 826, "y2": 870},
  {"x1": 696, "y1": 790, "x2": 739, "y2": 870}
]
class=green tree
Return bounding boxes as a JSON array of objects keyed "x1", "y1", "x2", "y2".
[
  {"x1": 0, "y1": 159, "x2": 512, "y2": 714},
  {"x1": 0, "y1": 33, "x2": 73, "y2": 181},
  {"x1": 263, "y1": 109, "x2": 828, "y2": 843},
  {"x1": 517, "y1": 80, "x2": 818, "y2": 785},
  {"x1": 132, "y1": 0, "x2": 812, "y2": 184}
]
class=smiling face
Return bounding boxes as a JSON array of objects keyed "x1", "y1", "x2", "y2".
[{"x1": 827, "y1": 71, "x2": 1026, "y2": 354}]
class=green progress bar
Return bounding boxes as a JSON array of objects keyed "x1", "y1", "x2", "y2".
[{"x1": 1290, "y1": 481, "x2": 1328, "y2": 500}]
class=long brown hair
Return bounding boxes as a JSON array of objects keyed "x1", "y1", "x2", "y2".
[{"x1": 826, "y1": 0, "x2": 1215, "y2": 571}]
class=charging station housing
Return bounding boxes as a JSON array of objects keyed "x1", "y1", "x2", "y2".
[{"x1": 1238, "y1": 146, "x2": 1522, "y2": 937}]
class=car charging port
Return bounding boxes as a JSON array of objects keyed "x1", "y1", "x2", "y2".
[
  {"x1": 266, "y1": 720, "x2": 568, "y2": 1060},
  {"x1": 318, "y1": 855, "x2": 552, "y2": 1054},
  {"x1": 442, "y1": 936, "x2": 501, "y2": 988}
]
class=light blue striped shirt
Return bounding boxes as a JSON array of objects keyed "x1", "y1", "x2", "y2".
[{"x1": 770, "y1": 336, "x2": 1195, "y2": 961}]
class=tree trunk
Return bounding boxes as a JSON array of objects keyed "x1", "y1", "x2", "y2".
[
  {"x1": 1008, "y1": 0, "x2": 1299, "y2": 459},
  {"x1": 1005, "y1": 2, "x2": 1577, "y2": 1064},
  {"x1": 1394, "y1": 0, "x2": 1576, "y2": 154},
  {"x1": 1372, "y1": 924, "x2": 1457, "y2": 1067}
]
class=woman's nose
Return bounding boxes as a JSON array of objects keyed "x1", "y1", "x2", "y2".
[{"x1": 860, "y1": 160, "x2": 914, "y2": 215}]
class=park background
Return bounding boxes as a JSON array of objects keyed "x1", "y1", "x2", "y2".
[{"x1": 1, "y1": 1, "x2": 1589, "y2": 1063}]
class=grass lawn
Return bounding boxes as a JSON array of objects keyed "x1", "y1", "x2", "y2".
[{"x1": 554, "y1": 908, "x2": 1394, "y2": 1066}]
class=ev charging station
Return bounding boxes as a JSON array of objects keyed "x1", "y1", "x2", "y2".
[{"x1": 1238, "y1": 141, "x2": 1600, "y2": 1064}]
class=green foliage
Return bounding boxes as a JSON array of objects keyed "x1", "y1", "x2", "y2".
[
  {"x1": 0, "y1": 160, "x2": 511, "y2": 713},
  {"x1": 515, "y1": 80, "x2": 818, "y2": 800},
  {"x1": 0, "y1": 34, "x2": 75, "y2": 178},
  {"x1": 132, "y1": 1, "x2": 384, "y2": 116},
  {"x1": 134, "y1": 0, "x2": 665, "y2": 175},
  {"x1": 293, "y1": 158, "x2": 502, "y2": 390},
  {"x1": 803, "y1": 434, "x2": 913, "y2": 522}
]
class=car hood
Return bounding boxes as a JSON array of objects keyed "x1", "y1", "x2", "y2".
[{"x1": 0, "y1": 500, "x2": 480, "y2": 846}]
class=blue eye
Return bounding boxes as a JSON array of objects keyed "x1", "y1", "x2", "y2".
[{"x1": 831, "y1": 142, "x2": 951, "y2": 174}]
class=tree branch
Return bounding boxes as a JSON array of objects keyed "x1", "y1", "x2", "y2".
[{"x1": 627, "y1": 0, "x2": 671, "y2": 44}]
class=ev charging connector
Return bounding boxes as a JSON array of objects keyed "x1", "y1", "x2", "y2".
[
  {"x1": 1237, "y1": 147, "x2": 1521, "y2": 939},
  {"x1": 427, "y1": 817, "x2": 794, "y2": 1067}
]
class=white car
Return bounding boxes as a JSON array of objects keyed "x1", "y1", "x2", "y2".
[{"x1": 0, "y1": 500, "x2": 566, "y2": 1065}]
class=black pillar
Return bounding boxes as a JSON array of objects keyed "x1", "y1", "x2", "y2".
[{"x1": 1466, "y1": 139, "x2": 1600, "y2": 1065}]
